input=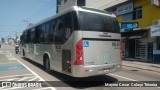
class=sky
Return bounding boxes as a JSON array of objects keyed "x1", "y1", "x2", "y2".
[{"x1": 0, "y1": 0, "x2": 56, "y2": 39}]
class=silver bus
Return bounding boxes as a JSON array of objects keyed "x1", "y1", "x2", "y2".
[{"x1": 20, "y1": 6, "x2": 122, "y2": 77}]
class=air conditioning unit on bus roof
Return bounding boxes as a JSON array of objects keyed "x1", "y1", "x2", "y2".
[{"x1": 152, "y1": 19, "x2": 160, "y2": 25}]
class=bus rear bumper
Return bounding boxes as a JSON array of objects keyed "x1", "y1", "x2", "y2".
[{"x1": 72, "y1": 62, "x2": 122, "y2": 77}]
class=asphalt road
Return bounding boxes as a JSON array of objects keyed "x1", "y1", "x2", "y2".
[{"x1": 0, "y1": 44, "x2": 159, "y2": 90}]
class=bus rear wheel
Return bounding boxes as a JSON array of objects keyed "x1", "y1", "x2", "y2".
[
  {"x1": 44, "y1": 56, "x2": 51, "y2": 73},
  {"x1": 23, "y1": 50, "x2": 25, "y2": 57}
]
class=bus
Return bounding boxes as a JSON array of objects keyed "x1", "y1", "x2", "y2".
[{"x1": 20, "y1": 6, "x2": 122, "y2": 77}]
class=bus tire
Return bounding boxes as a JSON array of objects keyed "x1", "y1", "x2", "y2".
[
  {"x1": 23, "y1": 50, "x2": 25, "y2": 57},
  {"x1": 44, "y1": 56, "x2": 51, "y2": 73}
]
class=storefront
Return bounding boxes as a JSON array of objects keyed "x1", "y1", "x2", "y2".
[
  {"x1": 151, "y1": 25, "x2": 160, "y2": 63},
  {"x1": 121, "y1": 29, "x2": 148, "y2": 61}
]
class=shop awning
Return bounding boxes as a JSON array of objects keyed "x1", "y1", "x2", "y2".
[
  {"x1": 128, "y1": 35, "x2": 142, "y2": 39},
  {"x1": 121, "y1": 29, "x2": 148, "y2": 39},
  {"x1": 121, "y1": 37, "x2": 126, "y2": 39}
]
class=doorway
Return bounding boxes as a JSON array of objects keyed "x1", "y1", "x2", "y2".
[{"x1": 128, "y1": 39, "x2": 135, "y2": 58}]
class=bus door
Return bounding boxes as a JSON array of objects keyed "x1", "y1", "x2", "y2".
[{"x1": 55, "y1": 13, "x2": 73, "y2": 73}]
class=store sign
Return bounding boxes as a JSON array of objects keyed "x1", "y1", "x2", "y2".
[
  {"x1": 116, "y1": 2, "x2": 133, "y2": 15},
  {"x1": 153, "y1": 50, "x2": 160, "y2": 54},
  {"x1": 151, "y1": 0, "x2": 160, "y2": 6},
  {"x1": 151, "y1": 25, "x2": 160, "y2": 37},
  {"x1": 119, "y1": 22, "x2": 138, "y2": 32}
]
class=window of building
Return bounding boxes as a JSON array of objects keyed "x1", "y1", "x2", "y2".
[
  {"x1": 61, "y1": 0, "x2": 67, "y2": 4},
  {"x1": 157, "y1": 36, "x2": 160, "y2": 49},
  {"x1": 122, "y1": 13, "x2": 133, "y2": 21},
  {"x1": 57, "y1": 0, "x2": 61, "y2": 5},
  {"x1": 133, "y1": 6, "x2": 142, "y2": 20},
  {"x1": 64, "y1": 0, "x2": 67, "y2": 3},
  {"x1": 77, "y1": 0, "x2": 86, "y2": 6}
]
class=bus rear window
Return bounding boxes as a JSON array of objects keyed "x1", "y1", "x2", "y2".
[{"x1": 78, "y1": 11, "x2": 120, "y2": 33}]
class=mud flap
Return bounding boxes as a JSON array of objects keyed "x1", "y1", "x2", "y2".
[{"x1": 62, "y1": 50, "x2": 71, "y2": 73}]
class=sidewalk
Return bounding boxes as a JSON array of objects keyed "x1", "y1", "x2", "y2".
[{"x1": 122, "y1": 60, "x2": 160, "y2": 73}]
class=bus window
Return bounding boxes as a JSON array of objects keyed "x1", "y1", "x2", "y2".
[
  {"x1": 45, "y1": 22, "x2": 50, "y2": 43},
  {"x1": 54, "y1": 13, "x2": 74, "y2": 44},
  {"x1": 27, "y1": 30, "x2": 31, "y2": 43},
  {"x1": 64, "y1": 13, "x2": 72, "y2": 39},
  {"x1": 40, "y1": 24, "x2": 46, "y2": 43},
  {"x1": 30, "y1": 28, "x2": 35, "y2": 43},
  {"x1": 35, "y1": 26, "x2": 40, "y2": 43},
  {"x1": 78, "y1": 11, "x2": 120, "y2": 33},
  {"x1": 50, "y1": 20, "x2": 56, "y2": 43},
  {"x1": 54, "y1": 18, "x2": 65, "y2": 43}
]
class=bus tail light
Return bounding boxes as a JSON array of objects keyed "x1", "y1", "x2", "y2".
[
  {"x1": 120, "y1": 39, "x2": 122, "y2": 60},
  {"x1": 74, "y1": 39, "x2": 84, "y2": 65}
]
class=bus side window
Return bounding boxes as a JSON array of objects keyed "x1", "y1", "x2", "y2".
[
  {"x1": 45, "y1": 22, "x2": 51, "y2": 43},
  {"x1": 54, "y1": 18, "x2": 65, "y2": 43},
  {"x1": 35, "y1": 26, "x2": 40, "y2": 43},
  {"x1": 27, "y1": 30, "x2": 31, "y2": 43},
  {"x1": 50, "y1": 20, "x2": 56, "y2": 43},
  {"x1": 23, "y1": 31, "x2": 27, "y2": 43},
  {"x1": 54, "y1": 13, "x2": 73, "y2": 44},
  {"x1": 40, "y1": 24, "x2": 46, "y2": 43},
  {"x1": 30, "y1": 28, "x2": 35, "y2": 44},
  {"x1": 64, "y1": 13, "x2": 72, "y2": 39}
]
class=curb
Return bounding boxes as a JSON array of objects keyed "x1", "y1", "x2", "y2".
[{"x1": 122, "y1": 61, "x2": 160, "y2": 73}]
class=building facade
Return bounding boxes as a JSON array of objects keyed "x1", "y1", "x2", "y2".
[
  {"x1": 56, "y1": 0, "x2": 128, "y2": 13},
  {"x1": 106, "y1": 0, "x2": 160, "y2": 62}
]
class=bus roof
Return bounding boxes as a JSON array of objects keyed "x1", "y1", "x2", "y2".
[{"x1": 23, "y1": 6, "x2": 115, "y2": 31}]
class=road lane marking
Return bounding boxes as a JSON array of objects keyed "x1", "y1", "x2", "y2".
[
  {"x1": 109, "y1": 73, "x2": 137, "y2": 81},
  {"x1": 0, "y1": 78, "x2": 18, "y2": 81},
  {"x1": 0, "y1": 74, "x2": 34, "y2": 79},
  {"x1": 14, "y1": 54, "x2": 56, "y2": 90},
  {"x1": 109, "y1": 74, "x2": 160, "y2": 88},
  {"x1": 8, "y1": 58, "x2": 18, "y2": 61},
  {"x1": 6, "y1": 51, "x2": 10, "y2": 52},
  {"x1": 0, "y1": 51, "x2": 3, "y2": 53},
  {"x1": 0, "y1": 76, "x2": 35, "y2": 81},
  {"x1": 18, "y1": 76, "x2": 36, "y2": 81},
  {"x1": 29, "y1": 77, "x2": 38, "y2": 81},
  {"x1": 0, "y1": 62, "x2": 18, "y2": 65},
  {"x1": 1, "y1": 87, "x2": 23, "y2": 90},
  {"x1": 33, "y1": 87, "x2": 54, "y2": 90},
  {"x1": 0, "y1": 65, "x2": 26, "y2": 71}
]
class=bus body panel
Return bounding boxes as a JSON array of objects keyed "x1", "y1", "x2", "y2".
[
  {"x1": 72, "y1": 62, "x2": 121, "y2": 77},
  {"x1": 71, "y1": 31, "x2": 121, "y2": 77},
  {"x1": 82, "y1": 31, "x2": 121, "y2": 65}
]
